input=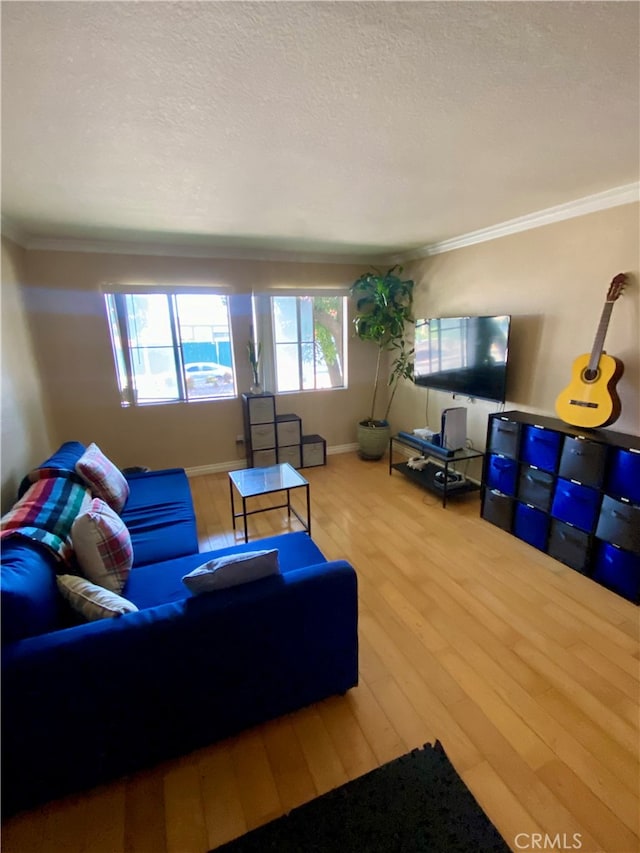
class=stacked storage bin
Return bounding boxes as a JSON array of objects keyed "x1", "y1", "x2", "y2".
[
  {"x1": 276, "y1": 414, "x2": 302, "y2": 468},
  {"x1": 593, "y1": 449, "x2": 640, "y2": 602},
  {"x1": 481, "y1": 411, "x2": 640, "y2": 604},
  {"x1": 241, "y1": 394, "x2": 327, "y2": 470}
]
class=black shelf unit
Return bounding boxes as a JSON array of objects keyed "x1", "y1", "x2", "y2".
[
  {"x1": 389, "y1": 435, "x2": 483, "y2": 508},
  {"x1": 481, "y1": 410, "x2": 640, "y2": 604},
  {"x1": 241, "y1": 393, "x2": 326, "y2": 469}
]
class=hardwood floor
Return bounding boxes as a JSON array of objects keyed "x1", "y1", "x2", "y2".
[{"x1": 3, "y1": 453, "x2": 638, "y2": 853}]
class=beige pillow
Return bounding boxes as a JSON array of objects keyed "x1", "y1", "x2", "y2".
[
  {"x1": 71, "y1": 498, "x2": 133, "y2": 593},
  {"x1": 182, "y1": 549, "x2": 280, "y2": 593},
  {"x1": 57, "y1": 574, "x2": 138, "y2": 621}
]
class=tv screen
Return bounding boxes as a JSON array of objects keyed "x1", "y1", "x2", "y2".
[{"x1": 414, "y1": 315, "x2": 511, "y2": 403}]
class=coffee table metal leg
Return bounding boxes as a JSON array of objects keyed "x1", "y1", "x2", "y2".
[
  {"x1": 230, "y1": 479, "x2": 236, "y2": 529},
  {"x1": 286, "y1": 488, "x2": 291, "y2": 519},
  {"x1": 242, "y1": 496, "x2": 248, "y2": 543},
  {"x1": 306, "y1": 483, "x2": 311, "y2": 535}
]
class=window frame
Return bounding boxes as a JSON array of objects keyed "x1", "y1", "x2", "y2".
[
  {"x1": 255, "y1": 293, "x2": 348, "y2": 395},
  {"x1": 105, "y1": 290, "x2": 236, "y2": 407}
]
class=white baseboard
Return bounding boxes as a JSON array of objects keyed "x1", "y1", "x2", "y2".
[
  {"x1": 327, "y1": 442, "x2": 359, "y2": 456},
  {"x1": 186, "y1": 442, "x2": 359, "y2": 478},
  {"x1": 186, "y1": 460, "x2": 247, "y2": 477}
]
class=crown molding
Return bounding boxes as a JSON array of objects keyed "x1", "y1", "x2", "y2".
[
  {"x1": 390, "y1": 182, "x2": 640, "y2": 263},
  {"x1": 1, "y1": 218, "x2": 29, "y2": 247},
  {"x1": 4, "y1": 181, "x2": 638, "y2": 264},
  {"x1": 10, "y1": 232, "x2": 385, "y2": 267}
]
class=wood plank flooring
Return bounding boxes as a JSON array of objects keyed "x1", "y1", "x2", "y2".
[{"x1": 3, "y1": 452, "x2": 638, "y2": 853}]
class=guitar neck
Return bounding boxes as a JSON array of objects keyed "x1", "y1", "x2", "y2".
[{"x1": 588, "y1": 301, "x2": 615, "y2": 371}]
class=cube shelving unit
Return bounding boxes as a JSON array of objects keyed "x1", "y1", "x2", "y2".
[{"x1": 241, "y1": 394, "x2": 327, "y2": 471}]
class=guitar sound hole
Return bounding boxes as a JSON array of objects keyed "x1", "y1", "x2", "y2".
[{"x1": 582, "y1": 368, "x2": 599, "y2": 383}]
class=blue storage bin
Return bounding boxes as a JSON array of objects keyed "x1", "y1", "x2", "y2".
[
  {"x1": 485, "y1": 454, "x2": 519, "y2": 496},
  {"x1": 606, "y1": 448, "x2": 640, "y2": 504},
  {"x1": 514, "y1": 503, "x2": 549, "y2": 551},
  {"x1": 592, "y1": 541, "x2": 640, "y2": 604},
  {"x1": 550, "y1": 478, "x2": 601, "y2": 532},
  {"x1": 521, "y1": 425, "x2": 562, "y2": 473}
]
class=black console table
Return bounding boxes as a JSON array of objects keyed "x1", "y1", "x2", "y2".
[{"x1": 389, "y1": 434, "x2": 484, "y2": 508}]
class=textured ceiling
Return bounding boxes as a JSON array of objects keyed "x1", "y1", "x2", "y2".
[{"x1": 1, "y1": 1, "x2": 639, "y2": 261}]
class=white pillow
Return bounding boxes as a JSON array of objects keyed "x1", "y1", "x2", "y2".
[
  {"x1": 57, "y1": 574, "x2": 138, "y2": 621},
  {"x1": 71, "y1": 498, "x2": 133, "y2": 593},
  {"x1": 182, "y1": 549, "x2": 280, "y2": 594}
]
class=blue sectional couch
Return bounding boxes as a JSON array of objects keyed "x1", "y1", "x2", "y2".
[{"x1": 1, "y1": 446, "x2": 359, "y2": 815}]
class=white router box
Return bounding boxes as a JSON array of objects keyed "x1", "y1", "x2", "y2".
[
  {"x1": 441, "y1": 407, "x2": 467, "y2": 451},
  {"x1": 413, "y1": 427, "x2": 437, "y2": 439}
]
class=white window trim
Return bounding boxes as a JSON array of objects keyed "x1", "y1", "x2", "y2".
[
  {"x1": 105, "y1": 290, "x2": 237, "y2": 407},
  {"x1": 253, "y1": 292, "x2": 349, "y2": 395}
]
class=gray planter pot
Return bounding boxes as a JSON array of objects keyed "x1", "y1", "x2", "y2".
[{"x1": 357, "y1": 420, "x2": 390, "y2": 460}]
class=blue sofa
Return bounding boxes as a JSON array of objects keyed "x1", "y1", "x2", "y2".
[{"x1": 1, "y1": 447, "x2": 359, "y2": 815}]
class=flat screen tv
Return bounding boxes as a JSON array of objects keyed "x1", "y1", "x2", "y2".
[{"x1": 414, "y1": 315, "x2": 511, "y2": 403}]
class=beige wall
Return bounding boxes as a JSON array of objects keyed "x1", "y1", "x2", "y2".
[
  {"x1": 4, "y1": 202, "x2": 638, "y2": 487},
  {"x1": 20, "y1": 250, "x2": 375, "y2": 471},
  {"x1": 1, "y1": 236, "x2": 53, "y2": 512},
  {"x1": 392, "y1": 203, "x2": 640, "y2": 473}
]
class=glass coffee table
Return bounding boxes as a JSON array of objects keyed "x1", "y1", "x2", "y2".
[{"x1": 228, "y1": 463, "x2": 311, "y2": 543}]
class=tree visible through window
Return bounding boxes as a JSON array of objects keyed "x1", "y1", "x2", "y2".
[
  {"x1": 271, "y1": 296, "x2": 346, "y2": 392},
  {"x1": 105, "y1": 292, "x2": 236, "y2": 405}
]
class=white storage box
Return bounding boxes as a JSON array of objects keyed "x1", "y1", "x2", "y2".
[
  {"x1": 276, "y1": 414, "x2": 302, "y2": 447},
  {"x1": 278, "y1": 444, "x2": 302, "y2": 468},
  {"x1": 302, "y1": 434, "x2": 326, "y2": 468}
]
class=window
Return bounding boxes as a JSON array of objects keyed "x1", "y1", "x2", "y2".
[
  {"x1": 268, "y1": 295, "x2": 347, "y2": 392},
  {"x1": 105, "y1": 292, "x2": 236, "y2": 405}
]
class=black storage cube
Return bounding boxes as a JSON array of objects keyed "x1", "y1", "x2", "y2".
[
  {"x1": 595, "y1": 496, "x2": 640, "y2": 554},
  {"x1": 547, "y1": 520, "x2": 591, "y2": 573},
  {"x1": 485, "y1": 454, "x2": 519, "y2": 496},
  {"x1": 488, "y1": 418, "x2": 520, "y2": 459},
  {"x1": 513, "y1": 503, "x2": 549, "y2": 551},
  {"x1": 481, "y1": 489, "x2": 514, "y2": 532},
  {"x1": 517, "y1": 465, "x2": 555, "y2": 512},
  {"x1": 551, "y1": 478, "x2": 601, "y2": 533},
  {"x1": 592, "y1": 541, "x2": 640, "y2": 604},
  {"x1": 558, "y1": 436, "x2": 607, "y2": 488},
  {"x1": 521, "y1": 425, "x2": 562, "y2": 473},
  {"x1": 606, "y1": 447, "x2": 640, "y2": 504}
]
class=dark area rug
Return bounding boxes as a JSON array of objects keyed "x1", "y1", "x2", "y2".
[{"x1": 211, "y1": 740, "x2": 511, "y2": 853}]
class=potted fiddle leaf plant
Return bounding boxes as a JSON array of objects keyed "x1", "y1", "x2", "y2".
[{"x1": 350, "y1": 266, "x2": 415, "y2": 459}]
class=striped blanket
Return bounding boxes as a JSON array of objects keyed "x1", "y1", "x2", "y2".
[{"x1": 1, "y1": 469, "x2": 89, "y2": 563}]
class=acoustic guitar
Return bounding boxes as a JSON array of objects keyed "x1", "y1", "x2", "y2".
[{"x1": 555, "y1": 273, "x2": 627, "y2": 429}]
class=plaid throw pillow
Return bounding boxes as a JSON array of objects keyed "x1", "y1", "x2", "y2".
[
  {"x1": 71, "y1": 498, "x2": 133, "y2": 593},
  {"x1": 75, "y1": 443, "x2": 130, "y2": 513}
]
